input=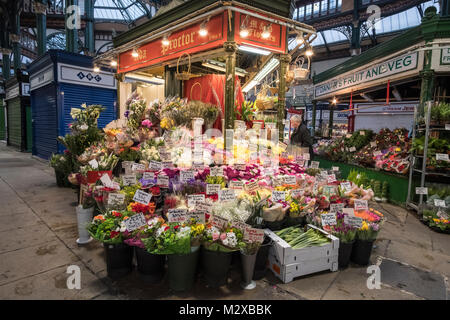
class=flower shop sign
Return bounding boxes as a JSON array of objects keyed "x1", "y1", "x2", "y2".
[
  {"x1": 355, "y1": 102, "x2": 416, "y2": 114},
  {"x1": 314, "y1": 52, "x2": 419, "y2": 98}
]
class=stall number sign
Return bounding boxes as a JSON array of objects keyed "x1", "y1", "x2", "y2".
[
  {"x1": 88, "y1": 159, "x2": 99, "y2": 169},
  {"x1": 245, "y1": 180, "x2": 259, "y2": 193},
  {"x1": 212, "y1": 215, "x2": 229, "y2": 229},
  {"x1": 284, "y1": 176, "x2": 297, "y2": 185},
  {"x1": 195, "y1": 201, "x2": 212, "y2": 214},
  {"x1": 229, "y1": 180, "x2": 244, "y2": 190},
  {"x1": 354, "y1": 199, "x2": 368, "y2": 211},
  {"x1": 143, "y1": 172, "x2": 155, "y2": 180},
  {"x1": 310, "y1": 161, "x2": 320, "y2": 169},
  {"x1": 188, "y1": 212, "x2": 206, "y2": 223},
  {"x1": 206, "y1": 184, "x2": 221, "y2": 195},
  {"x1": 124, "y1": 213, "x2": 147, "y2": 232},
  {"x1": 122, "y1": 175, "x2": 137, "y2": 186},
  {"x1": 107, "y1": 193, "x2": 125, "y2": 206},
  {"x1": 436, "y1": 153, "x2": 449, "y2": 162},
  {"x1": 341, "y1": 182, "x2": 352, "y2": 192},
  {"x1": 219, "y1": 189, "x2": 236, "y2": 202},
  {"x1": 291, "y1": 189, "x2": 304, "y2": 198},
  {"x1": 344, "y1": 216, "x2": 363, "y2": 228},
  {"x1": 132, "y1": 163, "x2": 146, "y2": 172},
  {"x1": 416, "y1": 187, "x2": 428, "y2": 195},
  {"x1": 272, "y1": 191, "x2": 286, "y2": 202},
  {"x1": 157, "y1": 175, "x2": 169, "y2": 188},
  {"x1": 434, "y1": 199, "x2": 446, "y2": 207},
  {"x1": 133, "y1": 190, "x2": 152, "y2": 205},
  {"x1": 210, "y1": 167, "x2": 223, "y2": 177},
  {"x1": 168, "y1": 209, "x2": 188, "y2": 223},
  {"x1": 244, "y1": 227, "x2": 265, "y2": 243},
  {"x1": 321, "y1": 213, "x2": 337, "y2": 226},
  {"x1": 330, "y1": 203, "x2": 345, "y2": 213},
  {"x1": 150, "y1": 160, "x2": 162, "y2": 171},
  {"x1": 188, "y1": 194, "x2": 205, "y2": 208},
  {"x1": 180, "y1": 170, "x2": 195, "y2": 182},
  {"x1": 327, "y1": 174, "x2": 337, "y2": 183}
]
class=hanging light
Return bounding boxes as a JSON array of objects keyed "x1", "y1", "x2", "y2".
[
  {"x1": 131, "y1": 49, "x2": 139, "y2": 58},
  {"x1": 199, "y1": 20, "x2": 208, "y2": 36},
  {"x1": 162, "y1": 34, "x2": 170, "y2": 46},
  {"x1": 110, "y1": 60, "x2": 117, "y2": 67},
  {"x1": 332, "y1": 97, "x2": 337, "y2": 105},
  {"x1": 296, "y1": 34, "x2": 304, "y2": 45},
  {"x1": 240, "y1": 15, "x2": 249, "y2": 38},
  {"x1": 93, "y1": 65, "x2": 100, "y2": 72},
  {"x1": 261, "y1": 24, "x2": 271, "y2": 39},
  {"x1": 305, "y1": 47, "x2": 314, "y2": 57}
]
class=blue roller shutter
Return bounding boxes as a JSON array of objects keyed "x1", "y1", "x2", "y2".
[{"x1": 31, "y1": 84, "x2": 57, "y2": 160}]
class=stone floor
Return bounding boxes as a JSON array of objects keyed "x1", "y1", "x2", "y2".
[{"x1": 0, "y1": 142, "x2": 449, "y2": 300}]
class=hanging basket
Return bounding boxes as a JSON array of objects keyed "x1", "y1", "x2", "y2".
[
  {"x1": 255, "y1": 85, "x2": 274, "y2": 111},
  {"x1": 190, "y1": 81, "x2": 203, "y2": 101},
  {"x1": 176, "y1": 53, "x2": 193, "y2": 81},
  {"x1": 292, "y1": 56, "x2": 310, "y2": 81}
]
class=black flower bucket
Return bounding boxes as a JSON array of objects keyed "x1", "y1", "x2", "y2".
[
  {"x1": 104, "y1": 243, "x2": 134, "y2": 279},
  {"x1": 350, "y1": 239, "x2": 374, "y2": 266},
  {"x1": 135, "y1": 247, "x2": 166, "y2": 283},
  {"x1": 201, "y1": 247, "x2": 233, "y2": 288}
]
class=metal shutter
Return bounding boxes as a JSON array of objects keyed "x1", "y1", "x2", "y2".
[
  {"x1": 32, "y1": 84, "x2": 57, "y2": 160},
  {"x1": 0, "y1": 99, "x2": 5, "y2": 141},
  {"x1": 7, "y1": 97, "x2": 22, "y2": 149}
]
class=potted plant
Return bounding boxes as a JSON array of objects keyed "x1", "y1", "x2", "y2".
[
  {"x1": 49, "y1": 153, "x2": 73, "y2": 187},
  {"x1": 330, "y1": 212, "x2": 357, "y2": 269},
  {"x1": 76, "y1": 183, "x2": 97, "y2": 245},
  {"x1": 87, "y1": 211, "x2": 134, "y2": 279},
  {"x1": 201, "y1": 224, "x2": 243, "y2": 288},
  {"x1": 350, "y1": 220, "x2": 380, "y2": 266}
]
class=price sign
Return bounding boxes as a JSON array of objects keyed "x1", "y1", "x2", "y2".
[
  {"x1": 374, "y1": 151, "x2": 382, "y2": 157},
  {"x1": 343, "y1": 208, "x2": 355, "y2": 216},
  {"x1": 302, "y1": 153, "x2": 310, "y2": 161},
  {"x1": 434, "y1": 199, "x2": 446, "y2": 207},
  {"x1": 206, "y1": 184, "x2": 221, "y2": 195},
  {"x1": 143, "y1": 171, "x2": 155, "y2": 180},
  {"x1": 88, "y1": 159, "x2": 98, "y2": 169},
  {"x1": 159, "y1": 151, "x2": 171, "y2": 162},
  {"x1": 132, "y1": 163, "x2": 146, "y2": 172},
  {"x1": 100, "y1": 174, "x2": 113, "y2": 187},
  {"x1": 244, "y1": 227, "x2": 265, "y2": 243},
  {"x1": 180, "y1": 170, "x2": 195, "y2": 183},
  {"x1": 219, "y1": 189, "x2": 236, "y2": 202},
  {"x1": 310, "y1": 161, "x2": 320, "y2": 169},
  {"x1": 445, "y1": 124, "x2": 450, "y2": 130},
  {"x1": 360, "y1": 131, "x2": 365, "y2": 136},
  {"x1": 188, "y1": 212, "x2": 206, "y2": 223},
  {"x1": 124, "y1": 213, "x2": 147, "y2": 232},
  {"x1": 345, "y1": 216, "x2": 363, "y2": 228},
  {"x1": 272, "y1": 177, "x2": 284, "y2": 187},
  {"x1": 291, "y1": 189, "x2": 304, "y2": 198},
  {"x1": 162, "y1": 161, "x2": 174, "y2": 169},
  {"x1": 415, "y1": 187, "x2": 428, "y2": 195},
  {"x1": 354, "y1": 199, "x2": 368, "y2": 211},
  {"x1": 346, "y1": 134, "x2": 352, "y2": 138},
  {"x1": 187, "y1": 194, "x2": 206, "y2": 208},
  {"x1": 332, "y1": 166, "x2": 339, "y2": 171},
  {"x1": 321, "y1": 213, "x2": 337, "y2": 226},
  {"x1": 122, "y1": 174, "x2": 137, "y2": 186},
  {"x1": 132, "y1": 190, "x2": 152, "y2": 205},
  {"x1": 349, "y1": 147, "x2": 356, "y2": 152},
  {"x1": 195, "y1": 201, "x2": 213, "y2": 214},
  {"x1": 323, "y1": 185, "x2": 336, "y2": 196},
  {"x1": 340, "y1": 182, "x2": 352, "y2": 192},
  {"x1": 157, "y1": 175, "x2": 169, "y2": 188},
  {"x1": 229, "y1": 180, "x2": 244, "y2": 190},
  {"x1": 210, "y1": 166, "x2": 224, "y2": 177},
  {"x1": 211, "y1": 215, "x2": 229, "y2": 229},
  {"x1": 168, "y1": 209, "x2": 188, "y2": 223},
  {"x1": 231, "y1": 220, "x2": 249, "y2": 231},
  {"x1": 327, "y1": 174, "x2": 337, "y2": 183},
  {"x1": 330, "y1": 203, "x2": 345, "y2": 213},
  {"x1": 107, "y1": 193, "x2": 125, "y2": 206},
  {"x1": 234, "y1": 163, "x2": 247, "y2": 171},
  {"x1": 370, "y1": 141, "x2": 377, "y2": 147},
  {"x1": 284, "y1": 175, "x2": 297, "y2": 185},
  {"x1": 150, "y1": 160, "x2": 162, "y2": 171},
  {"x1": 436, "y1": 153, "x2": 449, "y2": 161},
  {"x1": 192, "y1": 162, "x2": 204, "y2": 170},
  {"x1": 245, "y1": 180, "x2": 259, "y2": 193},
  {"x1": 272, "y1": 191, "x2": 286, "y2": 202}
]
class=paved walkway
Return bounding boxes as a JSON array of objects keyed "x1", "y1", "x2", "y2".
[{"x1": 0, "y1": 142, "x2": 448, "y2": 300}]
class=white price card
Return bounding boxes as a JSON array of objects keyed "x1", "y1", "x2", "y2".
[
  {"x1": 132, "y1": 163, "x2": 146, "y2": 172},
  {"x1": 245, "y1": 180, "x2": 259, "y2": 193},
  {"x1": 354, "y1": 199, "x2": 368, "y2": 211},
  {"x1": 360, "y1": 131, "x2": 365, "y2": 136},
  {"x1": 231, "y1": 220, "x2": 250, "y2": 231},
  {"x1": 122, "y1": 161, "x2": 134, "y2": 173},
  {"x1": 343, "y1": 208, "x2": 355, "y2": 216},
  {"x1": 436, "y1": 153, "x2": 449, "y2": 161},
  {"x1": 143, "y1": 171, "x2": 155, "y2": 180},
  {"x1": 346, "y1": 134, "x2": 352, "y2": 138},
  {"x1": 195, "y1": 201, "x2": 213, "y2": 214},
  {"x1": 206, "y1": 184, "x2": 221, "y2": 195},
  {"x1": 187, "y1": 194, "x2": 206, "y2": 208},
  {"x1": 180, "y1": 170, "x2": 195, "y2": 183},
  {"x1": 349, "y1": 147, "x2": 356, "y2": 152},
  {"x1": 330, "y1": 203, "x2": 345, "y2": 213},
  {"x1": 188, "y1": 212, "x2": 206, "y2": 223},
  {"x1": 162, "y1": 161, "x2": 174, "y2": 169},
  {"x1": 159, "y1": 151, "x2": 171, "y2": 162},
  {"x1": 107, "y1": 193, "x2": 125, "y2": 206},
  {"x1": 219, "y1": 189, "x2": 236, "y2": 202},
  {"x1": 234, "y1": 163, "x2": 247, "y2": 171},
  {"x1": 370, "y1": 141, "x2": 377, "y2": 147},
  {"x1": 229, "y1": 180, "x2": 244, "y2": 190},
  {"x1": 157, "y1": 175, "x2": 169, "y2": 188},
  {"x1": 302, "y1": 153, "x2": 310, "y2": 161},
  {"x1": 100, "y1": 173, "x2": 113, "y2": 187},
  {"x1": 344, "y1": 216, "x2": 363, "y2": 228},
  {"x1": 272, "y1": 191, "x2": 286, "y2": 202},
  {"x1": 192, "y1": 162, "x2": 204, "y2": 170},
  {"x1": 122, "y1": 174, "x2": 137, "y2": 186},
  {"x1": 132, "y1": 190, "x2": 152, "y2": 205},
  {"x1": 415, "y1": 187, "x2": 428, "y2": 195},
  {"x1": 332, "y1": 166, "x2": 339, "y2": 171},
  {"x1": 244, "y1": 227, "x2": 265, "y2": 243},
  {"x1": 284, "y1": 175, "x2": 297, "y2": 185},
  {"x1": 124, "y1": 213, "x2": 147, "y2": 232},
  {"x1": 321, "y1": 213, "x2": 337, "y2": 226},
  {"x1": 434, "y1": 199, "x2": 446, "y2": 207},
  {"x1": 445, "y1": 124, "x2": 450, "y2": 130},
  {"x1": 211, "y1": 215, "x2": 229, "y2": 229},
  {"x1": 210, "y1": 166, "x2": 224, "y2": 177},
  {"x1": 291, "y1": 189, "x2": 304, "y2": 198},
  {"x1": 168, "y1": 209, "x2": 188, "y2": 223},
  {"x1": 340, "y1": 182, "x2": 352, "y2": 192},
  {"x1": 310, "y1": 161, "x2": 320, "y2": 169},
  {"x1": 327, "y1": 174, "x2": 337, "y2": 183},
  {"x1": 150, "y1": 160, "x2": 162, "y2": 171},
  {"x1": 88, "y1": 159, "x2": 98, "y2": 169}
]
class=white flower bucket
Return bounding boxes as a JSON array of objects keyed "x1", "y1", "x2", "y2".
[
  {"x1": 76, "y1": 205, "x2": 94, "y2": 245},
  {"x1": 192, "y1": 117, "x2": 204, "y2": 137}
]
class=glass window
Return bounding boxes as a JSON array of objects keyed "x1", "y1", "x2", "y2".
[
  {"x1": 305, "y1": 4, "x2": 312, "y2": 19},
  {"x1": 321, "y1": 0, "x2": 328, "y2": 14},
  {"x1": 329, "y1": 0, "x2": 336, "y2": 13},
  {"x1": 337, "y1": 0, "x2": 342, "y2": 10},
  {"x1": 299, "y1": 6, "x2": 305, "y2": 20},
  {"x1": 313, "y1": 2, "x2": 320, "y2": 17}
]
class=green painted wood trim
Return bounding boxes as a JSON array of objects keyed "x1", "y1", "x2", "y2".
[
  {"x1": 315, "y1": 156, "x2": 409, "y2": 205},
  {"x1": 26, "y1": 105, "x2": 32, "y2": 152},
  {"x1": 0, "y1": 104, "x2": 5, "y2": 141}
]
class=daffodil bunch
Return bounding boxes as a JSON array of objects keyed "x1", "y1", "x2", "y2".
[{"x1": 356, "y1": 220, "x2": 380, "y2": 241}]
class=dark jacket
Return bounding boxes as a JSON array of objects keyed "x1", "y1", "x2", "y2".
[{"x1": 290, "y1": 123, "x2": 314, "y2": 158}]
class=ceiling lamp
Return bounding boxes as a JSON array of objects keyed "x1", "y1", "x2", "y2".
[
  {"x1": 238, "y1": 45, "x2": 270, "y2": 56},
  {"x1": 131, "y1": 49, "x2": 139, "y2": 58},
  {"x1": 162, "y1": 34, "x2": 170, "y2": 46},
  {"x1": 332, "y1": 97, "x2": 337, "y2": 105},
  {"x1": 110, "y1": 60, "x2": 117, "y2": 67},
  {"x1": 240, "y1": 15, "x2": 249, "y2": 38},
  {"x1": 305, "y1": 47, "x2": 314, "y2": 57},
  {"x1": 296, "y1": 34, "x2": 304, "y2": 45},
  {"x1": 199, "y1": 20, "x2": 208, "y2": 36},
  {"x1": 242, "y1": 57, "x2": 280, "y2": 93},
  {"x1": 201, "y1": 59, "x2": 248, "y2": 77},
  {"x1": 261, "y1": 24, "x2": 271, "y2": 39},
  {"x1": 93, "y1": 65, "x2": 100, "y2": 72}
]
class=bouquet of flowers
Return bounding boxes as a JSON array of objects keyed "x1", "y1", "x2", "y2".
[
  {"x1": 125, "y1": 216, "x2": 165, "y2": 249},
  {"x1": 203, "y1": 224, "x2": 243, "y2": 252},
  {"x1": 356, "y1": 220, "x2": 380, "y2": 241},
  {"x1": 87, "y1": 210, "x2": 130, "y2": 244},
  {"x1": 79, "y1": 153, "x2": 119, "y2": 176},
  {"x1": 125, "y1": 92, "x2": 147, "y2": 131},
  {"x1": 330, "y1": 212, "x2": 357, "y2": 243},
  {"x1": 145, "y1": 223, "x2": 192, "y2": 254}
]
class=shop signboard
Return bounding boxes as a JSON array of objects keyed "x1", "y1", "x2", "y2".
[
  {"x1": 314, "y1": 52, "x2": 419, "y2": 98},
  {"x1": 355, "y1": 102, "x2": 417, "y2": 114}
]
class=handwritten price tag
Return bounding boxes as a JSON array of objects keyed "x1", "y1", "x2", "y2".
[
  {"x1": 210, "y1": 167, "x2": 224, "y2": 177},
  {"x1": 187, "y1": 194, "x2": 206, "y2": 208},
  {"x1": 132, "y1": 190, "x2": 152, "y2": 205},
  {"x1": 291, "y1": 189, "x2": 304, "y2": 198},
  {"x1": 157, "y1": 175, "x2": 169, "y2": 188},
  {"x1": 310, "y1": 161, "x2": 320, "y2": 169},
  {"x1": 122, "y1": 175, "x2": 137, "y2": 186},
  {"x1": 168, "y1": 209, "x2": 188, "y2": 223},
  {"x1": 150, "y1": 160, "x2": 162, "y2": 171},
  {"x1": 219, "y1": 189, "x2": 236, "y2": 202},
  {"x1": 124, "y1": 213, "x2": 147, "y2": 232},
  {"x1": 188, "y1": 212, "x2": 206, "y2": 223},
  {"x1": 159, "y1": 151, "x2": 171, "y2": 162},
  {"x1": 415, "y1": 187, "x2": 428, "y2": 195},
  {"x1": 340, "y1": 182, "x2": 352, "y2": 192},
  {"x1": 436, "y1": 153, "x2": 449, "y2": 162},
  {"x1": 244, "y1": 227, "x2": 265, "y2": 243},
  {"x1": 354, "y1": 199, "x2": 368, "y2": 211},
  {"x1": 284, "y1": 175, "x2": 297, "y2": 185},
  {"x1": 434, "y1": 199, "x2": 446, "y2": 207},
  {"x1": 211, "y1": 215, "x2": 229, "y2": 229},
  {"x1": 180, "y1": 170, "x2": 195, "y2": 183},
  {"x1": 100, "y1": 174, "x2": 113, "y2": 187},
  {"x1": 344, "y1": 216, "x2": 363, "y2": 228},
  {"x1": 234, "y1": 163, "x2": 247, "y2": 171},
  {"x1": 206, "y1": 184, "x2": 221, "y2": 195},
  {"x1": 231, "y1": 220, "x2": 250, "y2": 231},
  {"x1": 162, "y1": 161, "x2": 174, "y2": 169},
  {"x1": 132, "y1": 163, "x2": 146, "y2": 172},
  {"x1": 143, "y1": 171, "x2": 155, "y2": 180},
  {"x1": 327, "y1": 174, "x2": 337, "y2": 183},
  {"x1": 321, "y1": 213, "x2": 337, "y2": 226},
  {"x1": 245, "y1": 180, "x2": 259, "y2": 193},
  {"x1": 330, "y1": 203, "x2": 345, "y2": 213},
  {"x1": 192, "y1": 162, "x2": 204, "y2": 170},
  {"x1": 272, "y1": 191, "x2": 286, "y2": 202},
  {"x1": 195, "y1": 201, "x2": 212, "y2": 214},
  {"x1": 107, "y1": 193, "x2": 125, "y2": 206},
  {"x1": 229, "y1": 180, "x2": 244, "y2": 190}
]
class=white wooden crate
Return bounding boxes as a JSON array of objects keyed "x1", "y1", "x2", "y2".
[
  {"x1": 265, "y1": 224, "x2": 339, "y2": 265},
  {"x1": 268, "y1": 251, "x2": 338, "y2": 283}
]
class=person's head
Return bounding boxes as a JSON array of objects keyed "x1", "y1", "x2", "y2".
[{"x1": 290, "y1": 114, "x2": 302, "y2": 129}]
